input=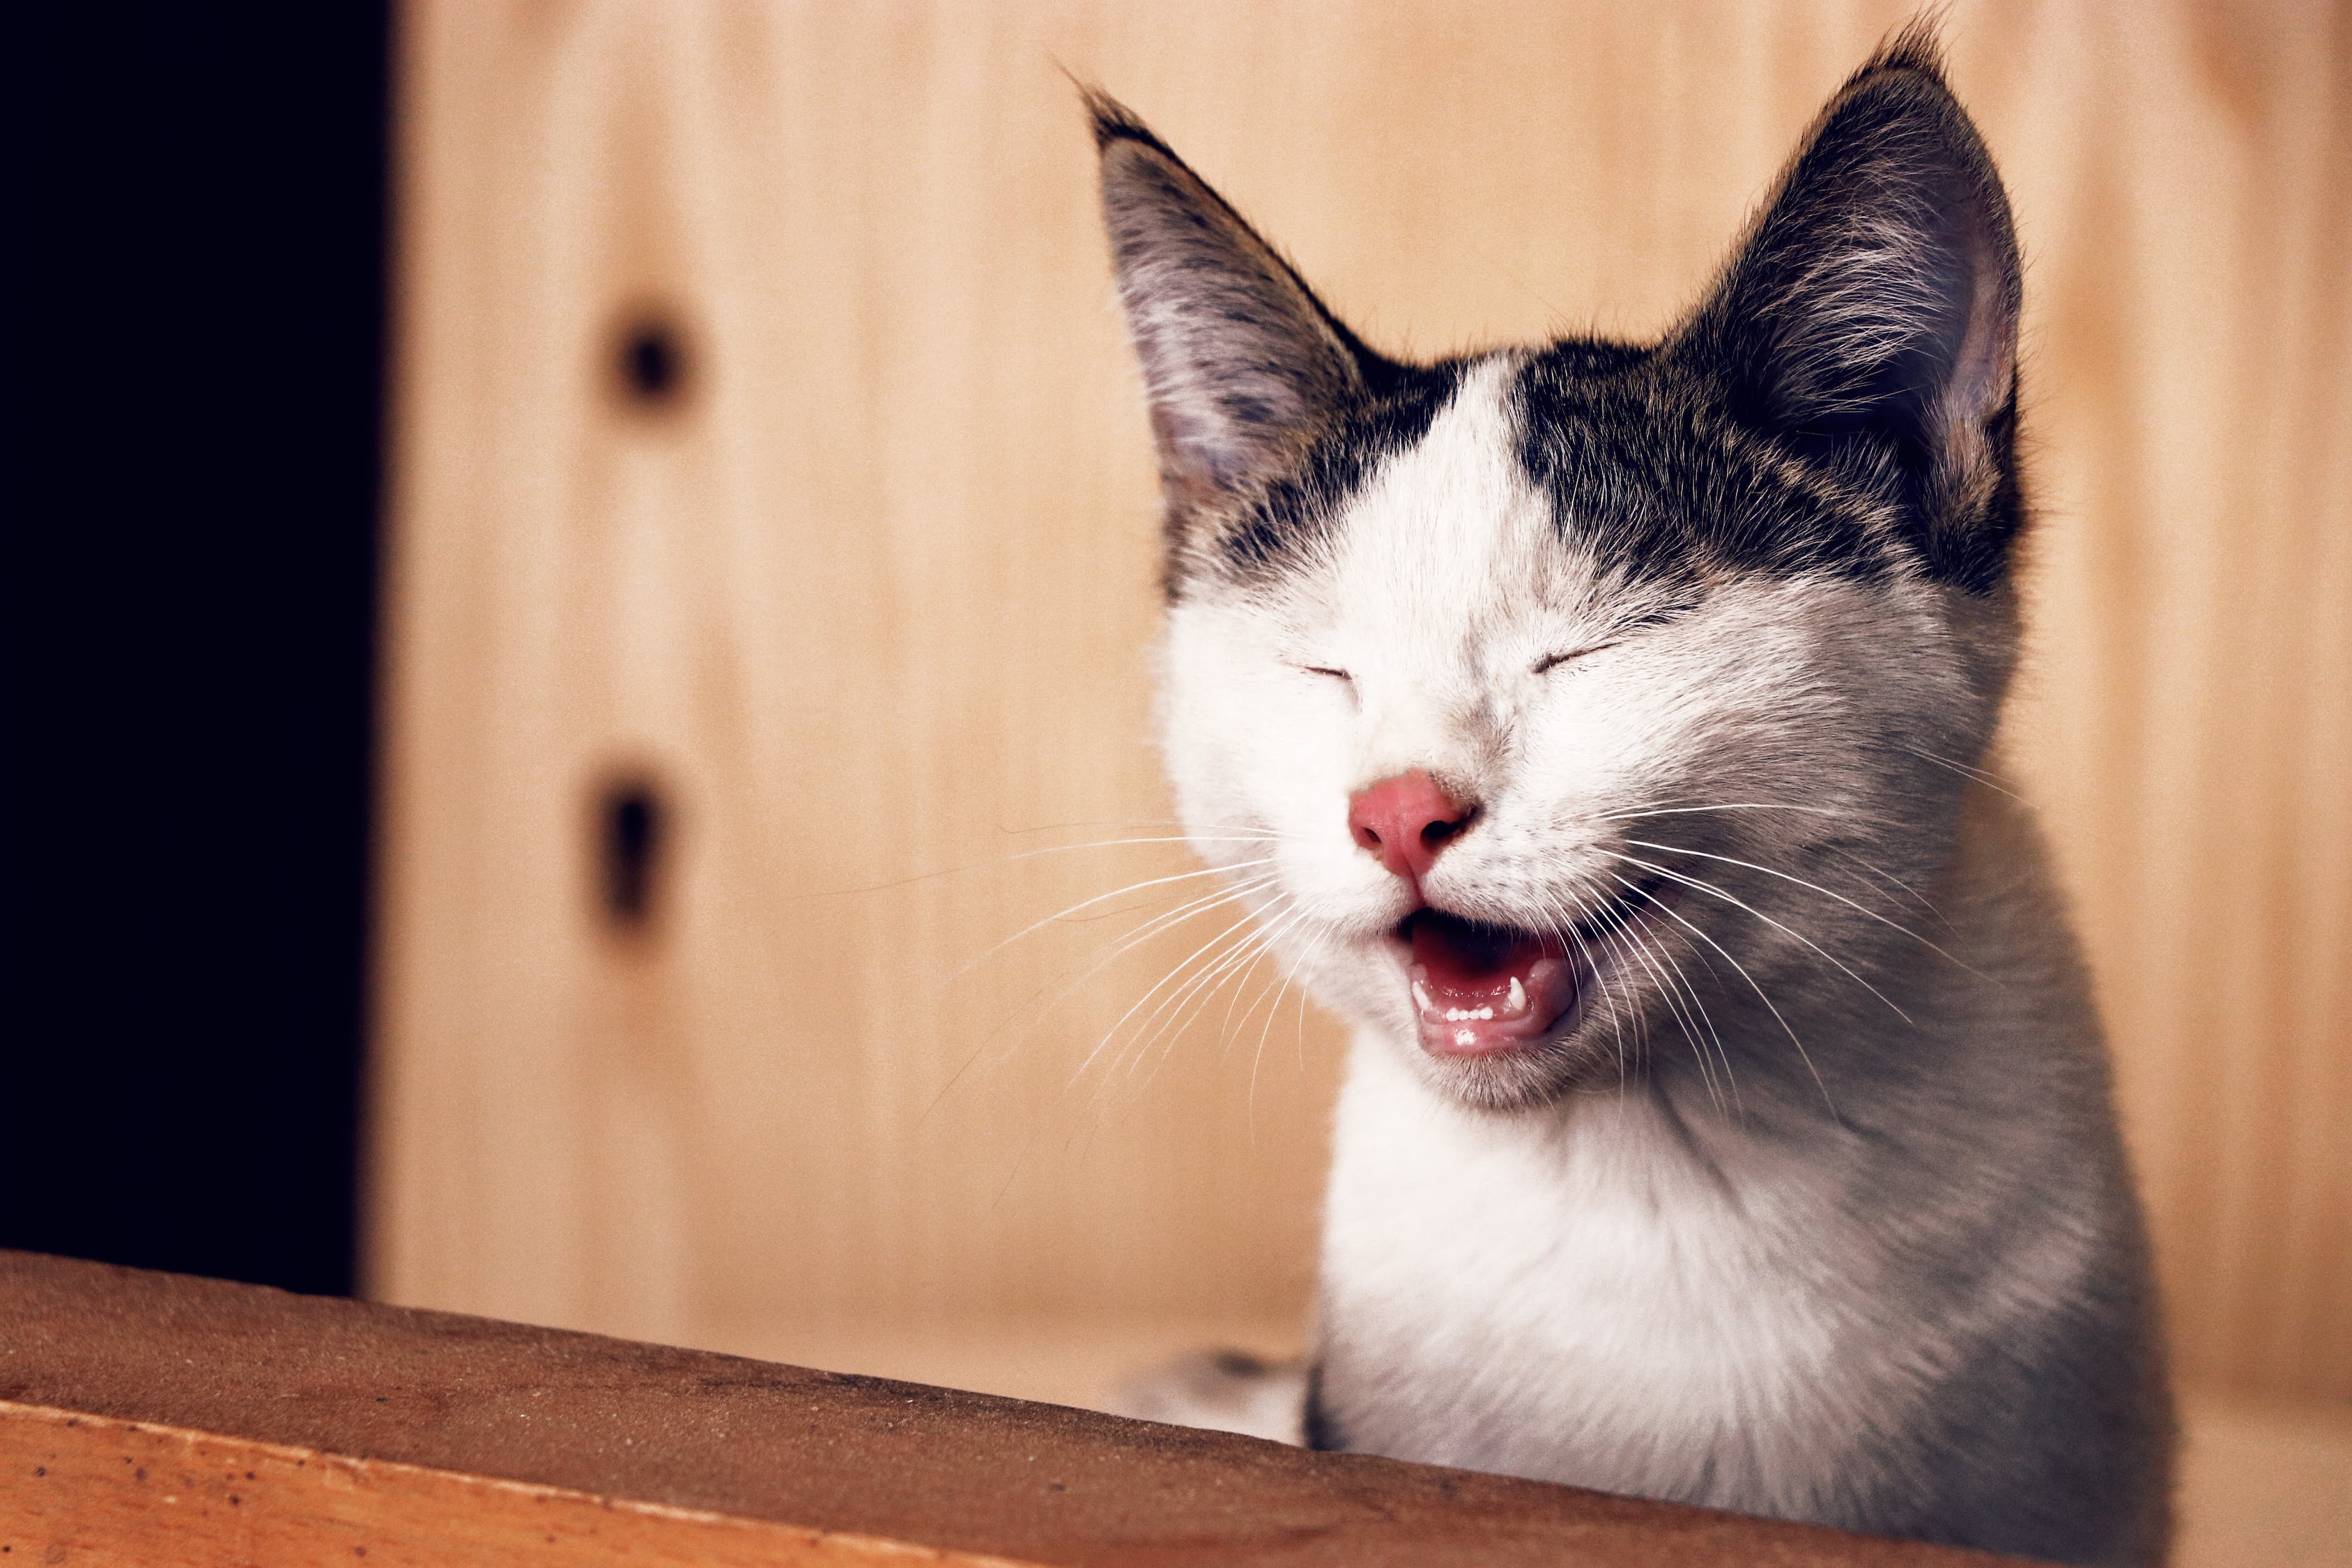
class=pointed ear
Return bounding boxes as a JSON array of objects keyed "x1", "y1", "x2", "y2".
[
  {"x1": 1680, "y1": 36, "x2": 2024, "y2": 587},
  {"x1": 1088, "y1": 91, "x2": 1371, "y2": 515}
]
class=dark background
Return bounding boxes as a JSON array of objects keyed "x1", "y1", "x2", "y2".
[{"x1": 7, "y1": 9, "x2": 390, "y2": 1295}]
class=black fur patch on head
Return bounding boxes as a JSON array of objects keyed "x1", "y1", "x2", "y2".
[
  {"x1": 1200, "y1": 358, "x2": 1464, "y2": 591},
  {"x1": 1514, "y1": 342, "x2": 1907, "y2": 589}
]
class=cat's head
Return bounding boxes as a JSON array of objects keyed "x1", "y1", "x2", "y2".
[{"x1": 1093, "y1": 39, "x2": 2027, "y2": 1112}]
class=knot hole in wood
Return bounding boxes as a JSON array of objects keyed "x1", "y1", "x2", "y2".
[
  {"x1": 610, "y1": 307, "x2": 692, "y2": 415},
  {"x1": 594, "y1": 774, "x2": 669, "y2": 937}
]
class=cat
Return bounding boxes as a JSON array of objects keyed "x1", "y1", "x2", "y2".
[{"x1": 1085, "y1": 26, "x2": 2172, "y2": 1568}]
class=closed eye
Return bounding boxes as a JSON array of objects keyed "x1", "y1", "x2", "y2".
[
  {"x1": 1532, "y1": 644, "x2": 1616, "y2": 675},
  {"x1": 1296, "y1": 665, "x2": 1353, "y2": 682},
  {"x1": 1537, "y1": 598, "x2": 1697, "y2": 674}
]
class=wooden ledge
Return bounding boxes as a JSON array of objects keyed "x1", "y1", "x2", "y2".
[{"x1": 0, "y1": 1251, "x2": 2015, "y2": 1566}]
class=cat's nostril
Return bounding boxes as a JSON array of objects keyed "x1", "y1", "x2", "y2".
[{"x1": 1421, "y1": 811, "x2": 1471, "y2": 850}]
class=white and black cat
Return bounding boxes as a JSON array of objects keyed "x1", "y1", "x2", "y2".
[{"x1": 1088, "y1": 29, "x2": 2172, "y2": 1568}]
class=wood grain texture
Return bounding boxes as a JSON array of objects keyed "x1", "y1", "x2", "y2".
[
  {"x1": 1, "y1": 1406, "x2": 1020, "y2": 1568},
  {"x1": 373, "y1": 0, "x2": 2352, "y2": 1400},
  {"x1": 0, "y1": 1253, "x2": 2008, "y2": 1568}
]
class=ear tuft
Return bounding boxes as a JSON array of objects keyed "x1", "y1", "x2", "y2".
[
  {"x1": 1866, "y1": 13, "x2": 1949, "y2": 79},
  {"x1": 1678, "y1": 30, "x2": 2024, "y2": 589},
  {"x1": 1085, "y1": 89, "x2": 1374, "y2": 520},
  {"x1": 1080, "y1": 83, "x2": 1160, "y2": 153}
]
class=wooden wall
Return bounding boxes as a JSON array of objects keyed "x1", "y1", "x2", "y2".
[{"x1": 372, "y1": 0, "x2": 2351, "y2": 1404}]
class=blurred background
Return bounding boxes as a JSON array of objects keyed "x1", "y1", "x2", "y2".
[{"x1": 9, "y1": 3, "x2": 2346, "y2": 1564}]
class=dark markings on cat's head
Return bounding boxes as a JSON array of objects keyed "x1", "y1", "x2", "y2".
[
  {"x1": 1514, "y1": 346, "x2": 1907, "y2": 590},
  {"x1": 1222, "y1": 360, "x2": 1465, "y2": 580},
  {"x1": 1089, "y1": 22, "x2": 2025, "y2": 601}
]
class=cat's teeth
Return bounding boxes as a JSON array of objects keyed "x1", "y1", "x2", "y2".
[
  {"x1": 1410, "y1": 967, "x2": 1504, "y2": 1024},
  {"x1": 1507, "y1": 976, "x2": 1527, "y2": 1015}
]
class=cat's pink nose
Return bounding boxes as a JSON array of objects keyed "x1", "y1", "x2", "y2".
[{"x1": 1348, "y1": 771, "x2": 1476, "y2": 885}]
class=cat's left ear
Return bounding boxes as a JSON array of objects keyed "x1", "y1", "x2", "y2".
[
  {"x1": 1679, "y1": 35, "x2": 2023, "y2": 588},
  {"x1": 1088, "y1": 91, "x2": 1372, "y2": 521}
]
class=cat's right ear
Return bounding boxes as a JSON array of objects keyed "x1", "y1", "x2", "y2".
[{"x1": 1089, "y1": 91, "x2": 1367, "y2": 516}]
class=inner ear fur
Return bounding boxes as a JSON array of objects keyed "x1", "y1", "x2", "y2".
[
  {"x1": 1675, "y1": 31, "x2": 2025, "y2": 591},
  {"x1": 1088, "y1": 90, "x2": 1379, "y2": 521}
]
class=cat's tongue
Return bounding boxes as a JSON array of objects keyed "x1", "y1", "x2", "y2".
[{"x1": 1407, "y1": 912, "x2": 1577, "y2": 1056}]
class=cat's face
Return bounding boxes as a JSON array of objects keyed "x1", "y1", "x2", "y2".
[
  {"x1": 1093, "y1": 60, "x2": 2026, "y2": 1109},
  {"x1": 1158, "y1": 357, "x2": 2012, "y2": 1108}
]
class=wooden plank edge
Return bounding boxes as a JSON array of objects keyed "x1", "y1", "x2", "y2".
[{"x1": 0, "y1": 1399, "x2": 1047, "y2": 1568}]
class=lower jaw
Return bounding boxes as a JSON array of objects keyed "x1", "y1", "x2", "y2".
[{"x1": 1414, "y1": 996, "x2": 1578, "y2": 1058}]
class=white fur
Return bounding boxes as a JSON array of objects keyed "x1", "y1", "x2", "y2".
[{"x1": 1323, "y1": 1043, "x2": 1899, "y2": 1511}]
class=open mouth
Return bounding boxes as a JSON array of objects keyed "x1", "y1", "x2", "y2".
[{"x1": 1395, "y1": 884, "x2": 1660, "y2": 1058}]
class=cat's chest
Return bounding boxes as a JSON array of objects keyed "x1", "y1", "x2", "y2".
[{"x1": 1316, "y1": 1047, "x2": 1902, "y2": 1509}]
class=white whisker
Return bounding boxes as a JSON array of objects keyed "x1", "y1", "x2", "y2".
[
  {"x1": 1075, "y1": 902, "x2": 1274, "y2": 1091},
  {"x1": 1531, "y1": 886, "x2": 1634, "y2": 1077},
  {"x1": 949, "y1": 857, "x2": 1280, "y2": 983},
  {"x1": 929, "y1": 870, "x2": 1285, "y2": 1117},
  {"x1": 1621, "y1": 839, "x2": 1983, "y2": 977},
  {"x1": 1606, "y1": 872, "x2": 1839, "y2": 1121},
  {"x1": 1112, "y1": 903, "x2": 1292, "y2": 1091},
  {"x1": 1907, "y1": 746, "x2": 2026, "y2": 802},
  {"x1": 1591, "y1": 801, "x2": 1845, "y2": 824},
  {"x1": 1604, "y1": 852, "x2": 1912, "y2": 1024},
  {"x1": 804, "y1": 831, "x2": 1283, "y2": 902}
]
